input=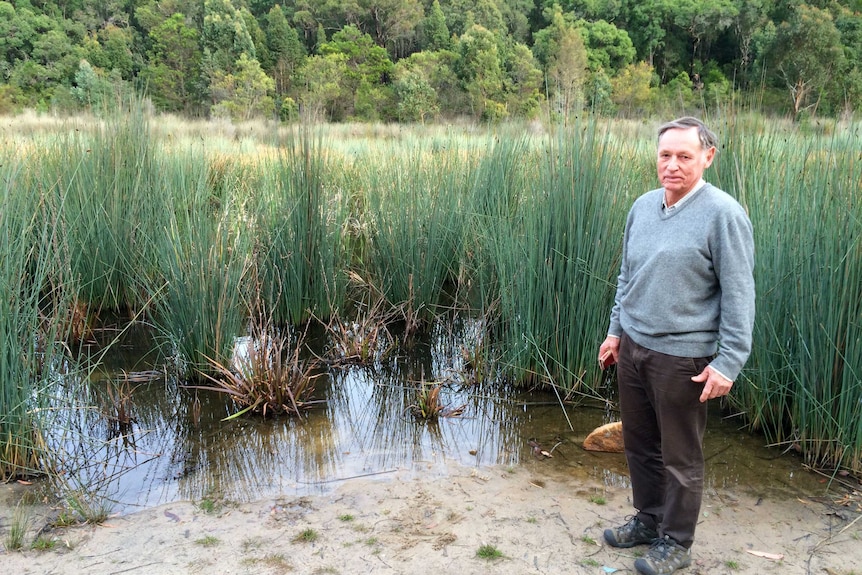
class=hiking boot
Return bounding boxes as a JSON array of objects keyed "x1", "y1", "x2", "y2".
[
  {"x1": 634, "y1": 535, "x2": 692, "y2": 575},
  {"x1": 603, "y1": 516, "x2": 658, "y2": 548}
]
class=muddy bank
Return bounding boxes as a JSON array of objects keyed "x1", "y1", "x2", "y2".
[{"x1": 2, "y1": 459, "x2": 860, "y2": 575}]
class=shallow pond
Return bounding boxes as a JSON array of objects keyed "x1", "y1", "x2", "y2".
[{"x1": 24, "y1": 318, "x2": 835, "y2": 515}]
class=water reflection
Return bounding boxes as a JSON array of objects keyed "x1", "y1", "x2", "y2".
[{"x1": 38, "y1": 318, "x2": 831, "y2": 515}]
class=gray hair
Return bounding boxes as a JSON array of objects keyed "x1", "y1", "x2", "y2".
[{"x1": 658, "y1": 117, "x2": 718, "y2": 151}]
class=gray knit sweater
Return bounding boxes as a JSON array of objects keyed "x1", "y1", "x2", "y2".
[{"x1": 607, "y1": 183, "x2": 755, "y2": 381}]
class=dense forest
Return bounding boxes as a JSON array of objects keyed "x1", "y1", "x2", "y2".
[{"x1": 1, "y1": 0, "x2": 861, "y2": 122}]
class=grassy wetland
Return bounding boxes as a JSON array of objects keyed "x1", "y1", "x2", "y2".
[{"x1": 1, "y1": 107, "x2": 861, "y2": 503}]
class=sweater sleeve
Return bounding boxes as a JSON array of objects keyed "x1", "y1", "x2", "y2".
[
  {"x1": 607, "y1": 210, "x2": 633, "y2": 338},
  {"x1": 708, "y1": 206, "x2": 756, "y2": 381}
]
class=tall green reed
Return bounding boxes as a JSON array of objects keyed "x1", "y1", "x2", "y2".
[
  {"x1": 40, "y1": 99, "x2": 157, "y2": 313},
  {"x1": 140, "y1": 151, "x2": 254, "y2": 379},
  {"x1": 355, "y1": 136, "x2": 471, "y2": 330},
  {"x1": 254, "y1": 129, "x2": 349, "y2": 325},
  {"x1": 719, "y1": 121, "x2": 862, "y2": 475},
  {"x1": 478, "y1": 123, "x2": 636, "y2": 394},
  {"x1": 0, "y1": 157, "x2": 71, "y2": 480}
]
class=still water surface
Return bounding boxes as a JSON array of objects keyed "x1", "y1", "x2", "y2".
[{"x1": 50, "y1": 319, "x2": 830, "y2": 515}]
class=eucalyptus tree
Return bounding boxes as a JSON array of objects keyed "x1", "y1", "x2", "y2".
[
  {"x1": 356, "y1": 0, "x2": 425, "y2": 58},
  {"x1": 533, "y1": 6, "x2": 590, "y2": 119},
  {"x1": 574, "y1": 18, "x2": 636, "y2": 75},
  {"x1": 496, "y1": 0, "x2": 533, "y2": 42},
  {"x1": 442, "y1": 0, "x2": 506, "y2": 37},
  {"x1": 393, "y1": 62, "x2": 440, "y2": 122},
  {"x1": 673, "y1": 0, "x2": 738, "y2": 76},
  {"x1": 201, "y1": 0, "x2": 266, "y2": 113},
  {"x1": 201, "y1": 0, "x2": 256, "y2": 73},
  {"x1": 421, "y1": 0, "x2": 451, "y2": 50},
  {"x1": 729, "y1": 0, "x2": 774, "y2": 88},
  {"x1": 764, "y1": 3, "x2": 845, "y2": 117},
  {"x1": 262, "y1": 5, "x2": 306, "y2": 98},
  {"x1": 393, "y1": 48, "x2": 462, "y2": 118},
  {"x1": 318, "y1": 24, "x2": 395, "y2": 120},
  {"x1": 503, "y1": 41, "x2": 543, "y2": 118},
  {"x1": 140, "y1": 13, "x2": 203, "y2": 113},
  {"x1": 292, "y1": 53, "x2": 348, "y2": 121},
  {"x1": 84, "y1": 23, "x2": 136, "y2": 80},
  {"x1": 617, "y1": 0, "x2": 670, "y2": 67},
  {"x1": 833, "y1": 5, "x2": 862, "y2": 116},
  {"x1": 210, "y1": 52, "x2": 275, "y2": 120},
  {"x1": 455, "y1": 23, "x2": 507, "y2": 119}
]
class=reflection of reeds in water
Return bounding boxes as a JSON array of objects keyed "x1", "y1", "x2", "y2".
[{"x1": 99, "y1": 371, "x2": 163, "y2": 439}]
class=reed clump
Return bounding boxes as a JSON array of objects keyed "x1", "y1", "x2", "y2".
[
  {"x1": 410, "y1": 381, "x2": 465, "y2": 420},
  {"x1": 717, "y1": 122, "x2": 862, "y2": 477},
  {"x1": 194, "y1": 321, "x2": 323, "y2": 419}
]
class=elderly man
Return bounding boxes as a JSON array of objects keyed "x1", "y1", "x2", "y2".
[{"x1": 598, "y1": 117, "x2": 755, "y2": 575}]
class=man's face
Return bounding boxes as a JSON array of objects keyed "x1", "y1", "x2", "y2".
[{"x1": 657, "y1": 126, "x2": 715, "y2": 198}]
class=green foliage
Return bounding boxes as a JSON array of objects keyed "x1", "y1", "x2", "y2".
[
  {"x1": 318, "y1": 24, "x2": 395, "y2": 119},
  {"x1": 422, "y1": 0, "x2": 451, "y2": 51},
  {"x1": 533, "y1": 7, "x2": 590, "y2": 118},
  {"x1": 611, "y1": 61, "x2": 655, "y2": 116},
  {"x1": 394, "y1": 66, "x2": 440, "y2": 123},
  {"x1": 263, "y1": 5, "x2": 306, "y2": 96},
  {"x1": 760, "y1": 4, "x2": 844, "y2": 117},
  {"x1": 293, "y1": 53, "x2": 347, "y2": 121},
  {"x1": 71, "y1": 60, "x2": 113, "y2": 108},
  {"x1": 202, "y1": 0, "x2": 256, "y2": 74},
  {"x1": 456, "y1": 24, "x2": 507, "y2": 119},
  {"x1": 210, "y1": 53, "x2": 275, "y2": 121},
  {"x1": 576, "y1": 18, "x2": 636, "y2": 75},
  {"x1": 141, "y1": 13, "x2": 202, "y2": 113}
]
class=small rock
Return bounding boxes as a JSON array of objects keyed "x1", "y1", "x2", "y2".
[{"x1": 583, "y1": 421, "x2": 624, "y2": 453}]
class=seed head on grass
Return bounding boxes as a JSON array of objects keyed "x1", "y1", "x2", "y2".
[{"x1": 476, "y1": 544, "x2": 503, "y2": 560}]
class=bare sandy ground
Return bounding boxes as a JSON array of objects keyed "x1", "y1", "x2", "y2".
[{"x1": 2, "y1": 459, "x2": 860, "y2": 575}]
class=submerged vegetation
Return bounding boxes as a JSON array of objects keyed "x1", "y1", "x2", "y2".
[{"x1": 0, "y1": 107, "x2": 861, "y2": 487}]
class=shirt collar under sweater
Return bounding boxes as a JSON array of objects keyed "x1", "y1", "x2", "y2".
[{"x1": 662, "y1": 178, "x2": 706, "y2": 213}]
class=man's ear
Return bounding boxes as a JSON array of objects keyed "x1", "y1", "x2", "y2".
[{"x1": 703, "y1": 146, "x2": 716, "y2": 168}]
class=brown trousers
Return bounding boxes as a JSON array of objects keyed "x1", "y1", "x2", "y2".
[{"x1": 617, "y1": 332, "x2": 713, "y2": 549}]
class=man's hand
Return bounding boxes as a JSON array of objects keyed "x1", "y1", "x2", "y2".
[
  {"x1": 692, "y1": 366, "x2": 733, "y2": 403},
  {"x1": 598, "y1": 336, "x2": 620, "y2": 369}
]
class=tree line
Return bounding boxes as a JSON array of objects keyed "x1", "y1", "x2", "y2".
[{"x1": 1, "y1": 0, "x2": 860, "y2": 122}]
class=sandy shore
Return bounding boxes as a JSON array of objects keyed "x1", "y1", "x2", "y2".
[{"x1": 2, "y1": 459, "x2": 860, "y2": 575}]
